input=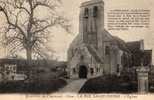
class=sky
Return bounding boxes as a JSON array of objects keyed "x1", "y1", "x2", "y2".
[{"x1": 0, "y1": 0, "x2": 154, "y2": 63}]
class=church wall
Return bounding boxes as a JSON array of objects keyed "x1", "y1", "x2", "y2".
[
  {"x1": 117, "y1": 50, "x2": 124, "y2": 75},
  {"x1": 67, "y1": 45, "x2": 103, "y2": 79},
  {"x1": 88, "y1": 57, "x2": 103, "y2": 78},
  {"x1": 103, "y1": 42, "x2": 124, "y2": 75},
  {"x1": 96, "y1": 2, "x2": 105, "y2": 59},
  {"x1": 103, "y1": 42, "x2": 111, "y2": 75},
  {"x1": 110, "y1": 48, "x2": 118, "y2": 75}
]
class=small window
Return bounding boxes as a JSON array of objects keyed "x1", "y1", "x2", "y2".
[
  {"x1": 75, "y1": 48, "x2": 78, "y2": 53},
  {"x1": 117, "y1": 64, "x2": 120, "y2": 73},
  {"x1": 13, "y1": 67, "x2": 16, "y2": 71},
  {"x1": 93, "y1": 6, "x2": 98, "y2": 17},
  {"x1": 90, "y1": 68, "x2": 94, "y2": 75},
  {"x1": 12, "y1": 76, "x2": 14, "y2": 80},
  {"x1": 105, "y1": 46, "x2": 110, "y2": 55},
  {"x1": 80, "y1": 55, "x2": 84, "y2": 60},
  {"x1": 97, "y1": 67, "x2": 99, "y2": 72},
  {"x1": 6, "y1": 71, "x2": 9, "y2": 75},
  {"x1": 84, "y1": 8, "x2": 89, "y2": 18},
  {"x1": 73, "y1": 68, "x2": 76, "y2": 73}
]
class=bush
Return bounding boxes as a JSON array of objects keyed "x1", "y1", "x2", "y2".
[
  {"x1": 79, "y1": 76, "x2": 137, "y2": 93},
  {"x1": 0, "y1": 79, "x2": 67, "y2": 94}
]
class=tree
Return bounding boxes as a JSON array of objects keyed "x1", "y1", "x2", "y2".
[{"x1": 0, "y1": 0, "x2": 70, "y2": 62}]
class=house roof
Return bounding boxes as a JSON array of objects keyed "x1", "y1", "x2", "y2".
[
  {"x1": 126, "y1": 41, "x2": 142, "y2": 52},
  {"x1": 112, "y1": 36, "x2": 130, "y2": 52},
  {"x1": 103, "y1": 30, "x2": 129, "y2": 52},
  {"x1": 68, "y1": 33, "x2": 82, "y2": 51},
  {"x1": 102, "y1": 30, "x2": 144, "y2": 53},
  {"x1": 81, "y1": 0, "x2": 104, "y2": 7}
]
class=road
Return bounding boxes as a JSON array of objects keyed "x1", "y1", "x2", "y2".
[{"x1": 56, "y1": 79, "x2": 87, "y2": 93}]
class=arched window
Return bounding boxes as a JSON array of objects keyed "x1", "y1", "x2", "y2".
[
  {"x1": 73, "y1": 68, "x2": 76, "y2": 73},
  {"x1": 84, "y1": 8, "x2": 89, "y2": 18},
  {"x1": 80, "y1": 55, "x2": 84, "y2": 60},
  {"x1": 93, "y1": 6, "x2": 98, "y2": 17},
  {"x1": 90, "y1": 68, "x2": 94, "y2": 75},
  {"x1": 105, "y1": 46, "x2": 110, "y2": 55}
]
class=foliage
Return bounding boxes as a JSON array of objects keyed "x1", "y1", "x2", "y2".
[
  {"x1": 0, "y1": 0, "x2": 70, "y2": 60},
  {"x1": 0, "y1": 79, "x2": 67, "y2": 93}
]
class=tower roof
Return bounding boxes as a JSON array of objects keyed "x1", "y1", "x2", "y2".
[{"x1": 81, "y1": 0, "x2": 104, "y2": 7}]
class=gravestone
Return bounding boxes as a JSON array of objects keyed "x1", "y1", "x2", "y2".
[{"x1": 136, "y1": 66, "x2": 150, "y2": 93}]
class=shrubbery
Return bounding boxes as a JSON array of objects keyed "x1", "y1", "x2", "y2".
[
  {"x1": 0, "y1": 79, "x2": 67, "y2": 94},
  {"x1": 79, "y1": 75, "x2": 138, "y2": 93}
]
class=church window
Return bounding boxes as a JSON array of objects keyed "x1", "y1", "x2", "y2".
[
  {"x1": 71, "y1": 49, "x2": 74, "y2": 57},
  {"x1": 93, "y1": 6, "x2": 98, "y2": 17},
  {"x1": 84, "y1": 8, "x2": 89, "y2": 18},
  {"x1": 92, "y1": 6, "x2": 98, "y2": 33},
  {"x1": 117, "y1": 64, "x2": 120, "y2": 73},
  {"x1": 97, "y1": 67, "x2": 99, "y2": 72},
  {"x1": 73, "y1": 68, "x2": 76, "y2": 73},
  {"x1": 90, "y1": 68, "x2": 94, "y2": 75},
  {"x1": 6, "y1": 71, "x2": 9, "y2": 75},
  {"x1": 105, "y1": 46, "x2": 110, "y2": 55},
  {"x1": 80, "y1": 55, "x2": 84, "y2": 60},
  {"x1": 97, "y1": 67, "x2": 100, "y2": 72}
]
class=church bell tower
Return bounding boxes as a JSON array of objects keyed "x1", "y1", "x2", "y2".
[{"x1": 79, "y1": 0, "x2": 104, "y2": 49}]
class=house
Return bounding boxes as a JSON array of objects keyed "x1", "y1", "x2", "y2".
[
  {"x1": 0, "y1": 59, "x2": 27, "y2": 81},
  {"x1": 0, "y1": 58, "x2": 67, "y2": 81},
  {"x1": 67, "y1": 0, "x2": 152, "y2": 79}
]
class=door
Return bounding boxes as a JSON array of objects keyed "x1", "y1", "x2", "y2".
[{"x1": 79, "y1": 65, "x2": 88, "y2": 78}]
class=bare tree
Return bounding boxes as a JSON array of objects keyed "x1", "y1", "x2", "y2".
[{"x1": 0, "y1": 0, "x2": 70, "y2": 61}]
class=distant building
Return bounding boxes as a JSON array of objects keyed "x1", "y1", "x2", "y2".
[
  {"x1": 67, "y1": 0, "x2": 152, "y2": 79},
  {"x1": 0, "y1": 59, "x2": 67, "y2": 81},
  {"x1": 126, "y1": 41, "x2": 152, "y2": 67}
]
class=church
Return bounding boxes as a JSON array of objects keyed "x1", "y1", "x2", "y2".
[{"x1": 67, "y1": 0, "x2": 152, "y2": 79}]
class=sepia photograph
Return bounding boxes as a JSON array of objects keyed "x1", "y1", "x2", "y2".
[{"x1": 0, "y1": 0, "x2": 154, "y2": 97}]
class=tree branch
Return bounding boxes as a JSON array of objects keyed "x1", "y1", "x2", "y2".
[
  {"x1": 33, "y1": 0, "x2": 57, "y2": 10},
  {"x1": 0, "y1": 7, "x2": 26, "y2": 38}
]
